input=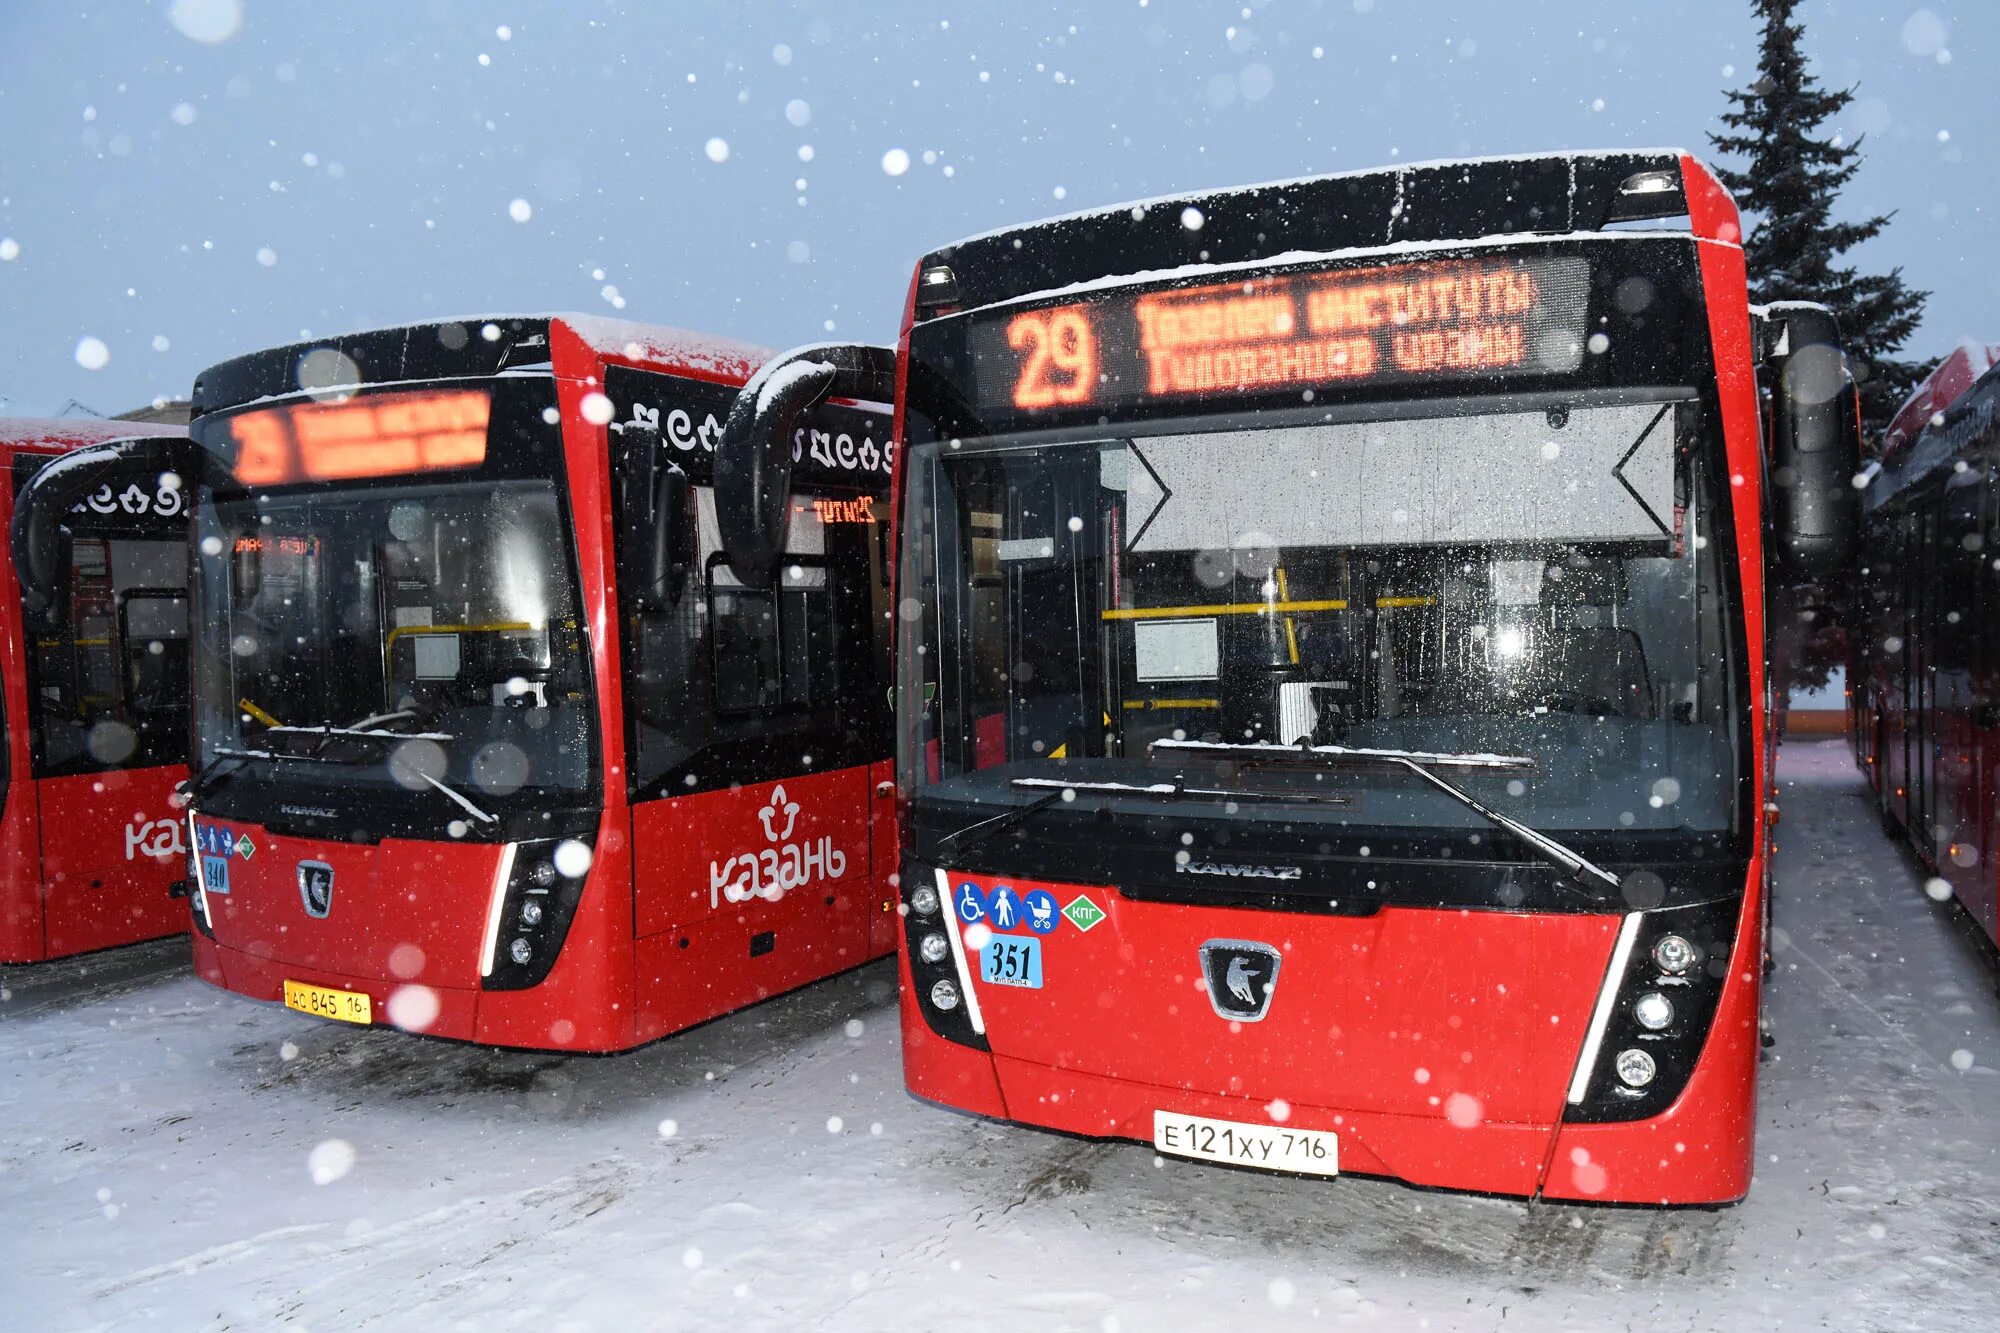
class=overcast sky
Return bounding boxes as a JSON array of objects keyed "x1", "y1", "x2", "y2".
[{"x1": 0, "y1": 0, "x2": 1991, "y2": 418}]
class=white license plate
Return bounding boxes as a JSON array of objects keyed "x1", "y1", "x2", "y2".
[{"x1": 1152, "y1": 1109, "x2": 1338, "y2": 1177}]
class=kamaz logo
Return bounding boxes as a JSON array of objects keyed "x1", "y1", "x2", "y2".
[{"x1": 1176, "y1": 860, "x2": 1303, "y2": 881}]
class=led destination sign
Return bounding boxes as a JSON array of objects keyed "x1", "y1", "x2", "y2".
[
  {"x1": 225, "y1": 388, "x2": 491, "y2": 486},
  {"x1": 974, "y1": 254, "x2": 1591, "y2": 414}
]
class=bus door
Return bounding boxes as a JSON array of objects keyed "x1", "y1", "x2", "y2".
[
  {"x1": 1933, "y1": 475, "x2": 1984, "y2": 884},
  {"x1": 1912, "y1": 505, "x2": 1941, "y2": 855},
  {"x1": 27, "y1": 526, "x2": 190, "y2": 956},
  {"x1": 1973, "y1": 471, "x2": 2000, "y2": 941}
]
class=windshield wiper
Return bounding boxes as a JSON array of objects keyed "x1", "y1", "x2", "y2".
[
  {"x1": 932, "y1": 786, "x2": 1071, "y2": 863},
  {"x1": 1149, "y1": 739, "x2": 1620, "y2": 891},
  {"x1": 180, "y1": 752, "x2": 250, "y2": 804},
  {"x1": 419, "y1": 772, "x2": 497, "y2": 826}
]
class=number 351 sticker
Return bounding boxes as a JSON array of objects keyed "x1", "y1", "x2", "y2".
[{"x1": 980, "y1": 934, "x2": 1042, "y2": 989}]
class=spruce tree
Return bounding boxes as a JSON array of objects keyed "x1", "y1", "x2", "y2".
[{"x1": 1710, "y1": 0, "x2": 1929, "y2": 439}]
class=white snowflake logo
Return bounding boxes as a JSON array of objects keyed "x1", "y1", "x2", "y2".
[{"x1": 758, "y1": 785, "x2": 800, "y2": 843}]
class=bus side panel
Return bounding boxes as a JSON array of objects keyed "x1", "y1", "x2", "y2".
[
  {"x1": 0, "y1": 781, "x2": 40, "y2": 962},
  {"x1": 0, "y1": 469, "x2": 47, "y2": 962},
  {"x1": 1542, "y1": 865, "x2": 1763, "y2": 1204},
  {"x1": 38, "y1": 766, "x2": 188, "y2": 957},
  {"x1": 630, "y1": 769, "x2": 875, "y2": 1042}
]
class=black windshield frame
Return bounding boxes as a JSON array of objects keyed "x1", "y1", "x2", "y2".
[
  {"x1": 894, "y1": 235, "x2": 1755, "y2": 913},
  {"x1": 185, "y1": 375, "x2": 602, "y2": 842}
]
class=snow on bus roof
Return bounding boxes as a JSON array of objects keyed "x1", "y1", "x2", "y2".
[
  {"x1": 936, "y1": 146, "x2": 1698, "y2": 252},
  {"x1": 0, "y1": 416, "x2": 182, "y2": 451},
  {"x1": 979, "y1": 227, "x2": 1696, "y2": 314},
  {"x1": 552, "y1": 313, "x2": 771, "y2": 381}
]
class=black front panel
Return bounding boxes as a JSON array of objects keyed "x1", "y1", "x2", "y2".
[{"x1": 913, "y1": 236, "x2": 1708, "y2": 439}]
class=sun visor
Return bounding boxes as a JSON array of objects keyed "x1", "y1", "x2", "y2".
[{"x1": 1120, "y1": 401, "x2": 1680, "y2": 554}]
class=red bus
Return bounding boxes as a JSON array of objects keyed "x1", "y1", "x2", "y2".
[
  {"x1": 717, "y1": 151, "x2": 1859, "y2": 1203},
  {"x1": 1853, "y1": 345, "x2": 2000, "y2": 950},
  {"x1": 12, "y1": 316, "x2": 898, "y2": 1050},
  {"x1": 0, "y1": 417, "x2": 193, "y2": 963}
]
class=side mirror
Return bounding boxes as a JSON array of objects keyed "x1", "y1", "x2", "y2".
[
  {"x1": 11, "y1": 435, "x2": 207, "y2": 622},
  {"x1": 1765, "y1": 302, "x2": 1861, "y2": 576},
  {"x1": 715, "y1": 342, "x2": 896, "y2": 587}
]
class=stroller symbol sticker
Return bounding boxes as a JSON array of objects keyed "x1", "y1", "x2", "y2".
[{"x1": 1022, "y1": 888, "x2": 1060, "y2": 935}]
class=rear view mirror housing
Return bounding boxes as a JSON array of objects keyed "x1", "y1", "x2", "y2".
[
  {"x1": 11, "y1": 435, "x2": 208, "y2": 627},
  {"x1": 715, "y1": 343, "x2": 896, "y2": 588},
  {"x1": 1761, "y1": 302, "x2": 1861, "y2": 577}
]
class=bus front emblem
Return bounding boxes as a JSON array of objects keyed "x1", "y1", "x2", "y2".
[
  {"x1": 1198, "y1": 940, "x2": 1281, "y2": 1022},
  {"x1": 298, "y1": 861, "x2": 335, "y2": 919}
]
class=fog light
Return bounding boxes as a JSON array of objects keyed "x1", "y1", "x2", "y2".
[
  {"x1": 910, "y1": 884, "x2": 940, "y2": 917},
  {"x1": 509, "y1": 937, "x2": 533, "y2": 966},
  {"x1": 529, "y1": 860, "x2": 557, "y2": 887},
  {"x1": 1633, "y1": 991, "x2": 1674, "y2": 1031},
  {"x1": 929, "y1": 979, "x2": 961, "y2": 1011},
  {"x1": 519, "y1": 898, "x2": 544, "y2": 927},
  {"x1": 1614, "y1": 1047, "x2": 1657, "y2": 1087},
  {"x1": 1652, "y1": 934, "x2": 1696, "y2": 974},
  {"x1": 919, "y1": 932, "x2": 950, "y2": 965}
]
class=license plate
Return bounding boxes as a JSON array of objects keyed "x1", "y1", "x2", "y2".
[
  {"x1": 979, "y1": 934, "x2": 1043, "y2": 988},
  {"x1": 283, "y1": 980, "x2": 373, "y2": 1025},
  {"x1": 1153, "y1": 1110, "x2": 1339, "y2": 1177}
]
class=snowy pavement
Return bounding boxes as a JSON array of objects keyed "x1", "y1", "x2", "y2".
[{"x1": 4, "y1": 739, "x2": 1998, "y2": 1331}]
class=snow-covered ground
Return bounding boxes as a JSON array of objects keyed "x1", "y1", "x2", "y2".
[{"x1": 5, "y1": 740, "x2": 1997, "y2": 1331}]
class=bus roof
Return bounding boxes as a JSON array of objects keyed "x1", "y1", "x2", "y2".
[
  {"x1": 1865, "y1": 356, "x2": 2000, "y2": 513},
  {"x1": 1881, "y1": 339, "x2": 2000, "y2": 459},
  {"x1": 916, "y1": 148, "x2": 1732, "y2": 318},
  {"x1": 0, "y1": 416, "x2": 183, "y2": 455},
  {"x1": 191, "y1": 315, "x2": 773, "y2": 418}
]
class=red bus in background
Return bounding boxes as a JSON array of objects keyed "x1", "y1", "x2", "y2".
[
  {"x1": 0, "y1": 417, "x2": 192, "y2": 962},
  {"x1": 1853, "y1": 345, "x2": 2000, "y2": 952},
  {"x1": 718, "y1": 150, "x2": 1858, "y2": 1203},
  {"x1": 13, "y1": 316, "x2": 898, "y2": 1049}
]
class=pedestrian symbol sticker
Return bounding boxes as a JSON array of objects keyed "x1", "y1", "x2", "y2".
[
  {"x1": 1063, "y1": 894, "x2": 1106, "y2": 933},
  {"x1": 1023, "y1": 888, "x2": 1060, "y2": 935},
  {"x1": 986, "y1": 885, "x2": 1023, "y2": 931},
  {"x1": 954, "y1": 882, "x2": 986, "y2": 924}
]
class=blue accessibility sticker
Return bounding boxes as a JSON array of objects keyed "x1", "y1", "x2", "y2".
[
  {"x1": 953, "y1": 881, "x2": 987, "y2": 924},
  {"x1": 984, "y1": 884, "x2": 1026, "y2": 932},
  {"x1": 1021, "y1": 888, "x2": 1060, "y2": 935},
  {"x1": 196, "y1": 822, "x2": 234, "y2": 857}
]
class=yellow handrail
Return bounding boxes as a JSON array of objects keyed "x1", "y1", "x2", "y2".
[
  {"x1": 1101, "y1": 599, "x2": 1345, "y2": 621},
  {"x1": 384, "y1": 621, "x2": 535, "y2": 651}
]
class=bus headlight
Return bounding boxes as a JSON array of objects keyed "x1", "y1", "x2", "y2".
[
  {"x1": 1614, "y1": 1048, "x2": 1657, "y2": 1087},
  {"x1": 929, "y1": 979, "x2": 961, "y2": 1011},
  {"x1": 1652, "y1": 934, "x2": 1696, "y2": 974},
  {"x1": 481, "y1": 832, "x2": 596, "y2": 992},
  {"x1": 910, "y1": 884, "x2": 940, "y2": 916},
  {"x1": 1632, "y1": 991, "x2": 1674, "y2": 1031},
  {"x1": 919, "y1": 932, "x2": 950, "y2": 965}
]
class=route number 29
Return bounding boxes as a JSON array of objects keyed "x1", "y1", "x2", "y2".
[{"x1": 1008, "y1": 307, "x2": 1098, "y2": 409}]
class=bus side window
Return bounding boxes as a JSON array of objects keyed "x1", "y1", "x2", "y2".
[
  {"x1": 708, "y1": 569, "x2": 783, "y2": 714},
  {"x1": 27, "y1": 534, "x2": 190, "y2": 777}
]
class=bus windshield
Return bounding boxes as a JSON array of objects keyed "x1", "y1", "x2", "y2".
[
  {"x1": 897, "y1": 396, "x2": 1742, "y2": 861},
  {"x1": 190, "y1": 392, "x2": 594, "y2": 833}
]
